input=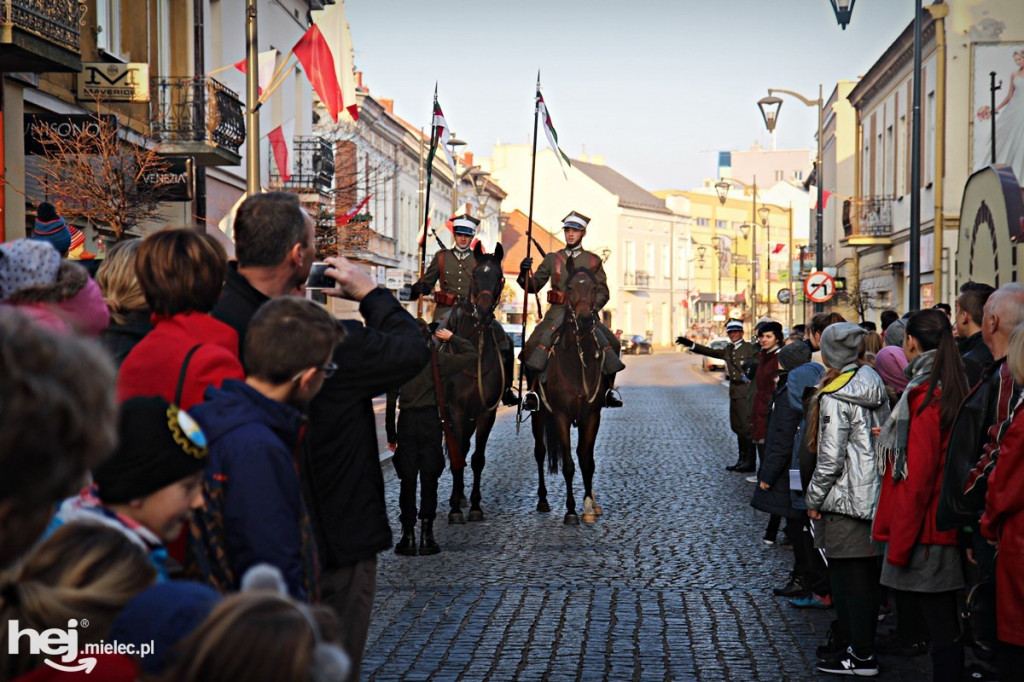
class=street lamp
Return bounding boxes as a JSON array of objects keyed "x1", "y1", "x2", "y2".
[
  {"x1": 714, "y1": 180, "x2": 731, "y2": 206},
  {"x1": 757, "y1": 85, "x2": 824, "y2": 312},
  {"x1": 829, "y1": 0, "x2": 856, "y2": 30}
]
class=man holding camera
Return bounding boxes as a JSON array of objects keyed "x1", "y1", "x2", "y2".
[{"x1": 676, "y1": 320, "x2": 758, "y2": 472}]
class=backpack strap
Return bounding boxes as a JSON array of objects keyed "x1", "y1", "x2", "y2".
[{"x1": 175, "y1": 344, "x2": 203, "y2": 406}]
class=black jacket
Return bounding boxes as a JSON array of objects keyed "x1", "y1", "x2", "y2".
[
  {"x1": 211, "y1": 265, "x2": 270, "y2": 362},
  {"x1": 304, "y1": 289, "x2": 429, "y2": 568},
  {"x1": 958, "y1": 331, "x2": 993, "y2": 389},
  {"x1": 100, "y1": 311, "x2": 152, "y2": 369},
  {"x1": 752, "y1": 376, "x2": 802, "y2": 519}
]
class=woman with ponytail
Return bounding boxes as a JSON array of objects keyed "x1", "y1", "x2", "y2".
[{"x1": 872, "y1": 309, "x2": 969, "y2": 681}]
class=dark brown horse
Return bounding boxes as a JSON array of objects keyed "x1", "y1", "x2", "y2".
[
  {"x1": 530, "y1": 259, "x2": 608, "y2": 525},
  {"x1": 444, "y1": 243, "x2": 511, "y2": 524}
]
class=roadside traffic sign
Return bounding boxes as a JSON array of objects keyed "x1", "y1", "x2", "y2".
[
  {"x1": 777, "y1": 289, "x2": 792, "y2": 304},
  {"x1": 803, "y1": 271, "x2": 836, "y2": 303}
]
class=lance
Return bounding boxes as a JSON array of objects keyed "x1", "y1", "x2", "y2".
[
  {"x1": 418, "y1": 89, "x2": 440, "y2": 318},
  {"x1": 515, "y1": 73, "x2": 542, "y2": 435}
]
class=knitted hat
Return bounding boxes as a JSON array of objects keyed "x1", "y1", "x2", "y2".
[
  {"x1": 779, "y1": 341, "x2": 812, "y2": 370},
  {"x1": 93, "y1": 397, "x2": 209, "y2": 504},
  {"x1": 0, "y1": 238, "x2": 61, "y2": 299},
  {"x1": 109, "y1": 582, "x2": 221, "y2": 675},
  {"x1": 874, "y1": 345, "x2": 910, "y2": 393},
  {"x1": 820, "y1": 322, "x2": 867, "y2": 369},
  {"x1": 758, "y1": 320, "x2": 784, "y2": 340},
  {"x1": 31, "y1": 203, "x2": 71, "y2": 254},
  {"x1": 884, "y1": 318, "x2": 906, "y2": 347}
]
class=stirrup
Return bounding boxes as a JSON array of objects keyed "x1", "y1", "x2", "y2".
[
  {"x1": 522, "y1": 391, "x2": 540, "y2": 412},
  {"x1": 605, "y1": 388, "x2": 623, "y2": 408}
]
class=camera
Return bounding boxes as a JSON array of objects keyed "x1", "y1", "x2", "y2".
[{"x1": 305, "y1": 262, "x2": 334, "y2": 290}]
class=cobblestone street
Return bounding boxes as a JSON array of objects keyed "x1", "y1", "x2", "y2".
[{"x1": 364, "y1": 352, "x2": 932, "y2": 681}]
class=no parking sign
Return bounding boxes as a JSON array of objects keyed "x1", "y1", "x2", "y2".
[{"x1": 803, "y1": 271, "x2": 836, "y2": 304}]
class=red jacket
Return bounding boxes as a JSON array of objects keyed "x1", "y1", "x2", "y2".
[
  {"x1": 980, "y1": 399, "x2": 1024, "y2": 646},
  {"x1": 872, "y1": 384, "x2": 958, "y2": 567},
  {"x1": 750, "y1": 347, "x2": 780, "y2": 441},
  {"x1": 117, "y1": 311, "x2": 244, "y2": 410}
]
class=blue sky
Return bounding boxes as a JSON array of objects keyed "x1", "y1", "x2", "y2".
[{"x1": 345, "y1": 0, "x2": 912, "y2": 191}]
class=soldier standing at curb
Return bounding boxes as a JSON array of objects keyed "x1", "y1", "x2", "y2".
[{"x1": 676, "y1": 319, "x2": 759, "y2": 472}]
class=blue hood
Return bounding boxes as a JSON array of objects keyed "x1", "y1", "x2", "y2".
[
  {"x1": 192, "y1": 379, "x2": 303, "y2": 445},
  {"x1": 786, "y1": 362, "x2": 825, "y2": 411}
]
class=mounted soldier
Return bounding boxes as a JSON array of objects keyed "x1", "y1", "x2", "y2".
[
  {"x1": 676, "y1": 319, "x2": 759, "y2": 472},
  {"x1": 410, "y1": 214, "x2": 518, "y2": 406},
  {"x1": 517, "y1": 211, "x2": 624, "y2": 412}
]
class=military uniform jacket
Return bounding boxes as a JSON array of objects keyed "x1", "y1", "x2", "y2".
[
  {"x1": 421, "y1": 248, "x2": 474, "y2": 300},
  {"x1": 690, "y1": 340, "x2": 759, "y2": 399},
  {"x1": 517, "y1": 247, "x2": 610, "y2": 313}
]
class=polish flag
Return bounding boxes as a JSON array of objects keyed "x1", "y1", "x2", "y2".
[
  {"x1": 811, "y1": 188, "x2": 834, "y2": 211},
  {"x1": 337, "y1": 195, "x2": 373, "y2": 227},
  {"x1": 292, "y1": 2, "x2": 358, "y2": 122},
  {"x1": 268, "y1": 118, "x2": 295, "y2": 183},
  {"x1": 233, "y1": 49, "x2": 278, "y2": 95},
  {"x1": 417, "y1": 219, "x2": 432, "y2": 246}
]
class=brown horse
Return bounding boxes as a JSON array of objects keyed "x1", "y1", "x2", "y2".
[
  {"x1": 530, "y1": 259, "x2": 608, "y2": 525},
  {"x1": 443, "y1": 243, "x2": 511, "y2": 524}
]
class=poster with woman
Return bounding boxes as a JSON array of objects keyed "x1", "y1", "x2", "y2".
[{"x1": 973, "y1": 42, "x2": 1024, "y2": 184}]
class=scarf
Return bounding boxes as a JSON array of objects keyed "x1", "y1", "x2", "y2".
[{"x1": 876, "y1": 349, "x2": 936, "y2": 482}]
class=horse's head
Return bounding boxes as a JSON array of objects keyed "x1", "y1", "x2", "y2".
[
  {"x1": 467, "y1": 242, "x2": 504, "y2": 320},
  {"x1": 564, "y1": 257, "x2": 599, "y2": 322}
]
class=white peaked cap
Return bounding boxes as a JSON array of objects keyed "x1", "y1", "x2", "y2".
[
  {"x1": 562, "y1": 211, "x2": 590, "y2": 231},
  {"x1": 452, "y1": 214, "x2": 480, "y2": 235}
]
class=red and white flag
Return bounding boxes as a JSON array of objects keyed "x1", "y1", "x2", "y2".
[
  {"x1": 233, "y1": 49, "x2": 278, "y2": 95},
  {"x1": 292, "y1": 1, "x2": 358, "y2": 122},
  {"x1": 432, "y1": 95, "x2": 457, "y2": 177},
  {"x1": 267, "y1": 119, "x2": 295, "y2": 183},
  {"x1": 337, "y1": 195, "x2": 373, "y2": 227},
  {"x1": 417, "y1": 218, "x2": 432, "y2": 246},
  {"x1": 811, "y1": 188, "x2": 834, "y2": 210}
]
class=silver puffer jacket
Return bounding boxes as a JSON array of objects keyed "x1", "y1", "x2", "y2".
[{"x1": 805, "y1": 365, "x2": 891, "y2": 520}]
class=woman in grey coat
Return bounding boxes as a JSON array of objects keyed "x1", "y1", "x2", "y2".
[{"x1": 805, "y1": 323, "x2": 891, "y2": 677}]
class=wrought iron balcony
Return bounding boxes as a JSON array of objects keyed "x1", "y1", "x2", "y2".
[
  {"x1": 848, "y1": 196, "x2": 895, "y2": 244},
  {"x1": 270, "y1": 136, "x2": 334, "y2": 192},
  {"x1": 0, "y1": 0, "x2": 82, "y2": 72},
  {"x1": 150, "y1": 77, "x2": 245, "y2": 166}
]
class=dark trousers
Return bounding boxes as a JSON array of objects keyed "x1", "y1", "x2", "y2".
[
  {"x1": 756, "y1": 441, "x2": 782, "y2": 539},
  {"x1": 829, "y1": 556, "x2": 883, "y2": 658},
  {"x1": 321, "y1": 556, "x2": 377, "y2": 682},
  {"x1": 791, "y1": 517, "x2": 829, "y2": 595},
  {"x1": 891, "y1": 589, "x2": 963, "y2": 681},
  {"x1": 393, "y1": 408, "x2": 445, "y2": 527},
  {"x1": 997, "y1": 642, "x2": 1024, "y2": 681}
]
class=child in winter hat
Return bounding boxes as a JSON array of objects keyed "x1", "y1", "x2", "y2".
[
  {"x1": 30, "y1": 202, "x2": 72, "y2": 256},
  {"x1": 819, "y1": 322, "x2": 868, "y2": 369}
]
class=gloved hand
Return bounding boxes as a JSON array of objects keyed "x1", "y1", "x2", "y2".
[
  {"x1": 409, "y1": 281, "x2": 428, "y2": 298},
  {"x1": 675, "y1": 336, "x2": 694, "y2": 347},
  {"x1": 520, "y1": 257, "x2": 533, "y2": 272}
]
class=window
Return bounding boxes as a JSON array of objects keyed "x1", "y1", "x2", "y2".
[
  {"x1": 715, "y1": 220, "x2": 727, "y2": 230},
  {"x1": 696, "y1": 218, "x2": 709, "y2": 227},
  {"x1": 925, "y1": 90, "x2": 935, "y2": 185},
  {"x1": 95, "y1": 0, "x2": 123, "y2": 58},
  {"x1": 645, "y1": 242, "x2": 655, "y2": 277},
  {"x1": 885, "y1": 124, "x2": 894, "y2": 196},
  {"x1": 662, "y1": 245, "x2": 670, "y2": 279},
  {"x1": 624, "y1": 241, "x2": 636, "y2": 274},
  {"x1": 794, "y1": 170, "x2": 804, "y2": 181},
  {"x1": 774, "y1": 170, "x2": 784, "y2": 182}
]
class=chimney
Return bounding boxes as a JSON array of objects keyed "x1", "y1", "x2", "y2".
[
  {"x1": 464, "y1": 151, "x2": 474, "y2": 166},
  {"x1": 380, "y1": 98, "x2": 394, "y2": 114},
  {"x1": 355, "y1": 70, "x2": 364, "y2": 90}
]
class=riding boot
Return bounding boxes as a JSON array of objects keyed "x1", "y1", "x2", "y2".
[
  {"x1": 395, "y1": 523, "x2": 417, "y2": 556},
  {"x1": 500, "y1": 346, "x2": 520, "y2": 406},
  {"x1": 725, "y1": 435, "x2": 746, "y2": 471},
  {"x1": 419, "y1": 519, "x2": 440, "y2": 555},
  {"x1": 735, "y1": 438, "x2": 757, "y2": 473},
  {"x1": 604, "y1": 376, "x2": 623, "y2": 408}
]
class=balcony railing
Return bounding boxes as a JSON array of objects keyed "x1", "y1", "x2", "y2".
[
  {"x1": 852, "y1": 196, "x2": 894, "y2": 238},
  {"x1": 0, "y1": 0, "x2": 82, "y2": 72},
  {"x1": 623, "y1": 270, "x2": 650, "y2": 288},
  {"x1": 270, "y1": 136, "x2": 334, "y2": 192},
  {"x1": 150, "y1": 77, "x2": 245, "y2": 166}
]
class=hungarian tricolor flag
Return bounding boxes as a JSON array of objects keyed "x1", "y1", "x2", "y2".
[
  {"x1": 538, "y1": 88, "x2": 571, "y2": 175},
  {"x1": 431, "y1": 90, "x2": 457, "y2": 177},
  {"x1": 292, "y1": 1, "x2": 358, "y2": 122}
]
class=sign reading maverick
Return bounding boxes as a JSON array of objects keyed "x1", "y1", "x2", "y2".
[
  {"x1": 24, "y1": 113, "x2": 118, "y2": 156},
  {"x1": 138, "y1": 157, "x2": 194, "y2": 202},
  {"x1": 77, "y1": 63, "x2": 150, "y2": 102}
]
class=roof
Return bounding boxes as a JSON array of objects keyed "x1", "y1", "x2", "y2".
[
  {"x1": 499, "y1": 210, "x2": 565, "y2": 275},
  {"x1": 572, "y1": 159, "x2": 672, "y2": 214}
]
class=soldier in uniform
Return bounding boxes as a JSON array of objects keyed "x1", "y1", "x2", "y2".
[
  {"x1": 676, "y1": 319, "x2": 759, "y2": 472},
  {"x1": 410, "y1": 214, "x2": 518, "y2": 406},
  {"x1": 517, "y1": 211, "x2": 625, "y2": 411},
  {"x1": 385, "y1": 321, "x2": 477, "y2": 556}
]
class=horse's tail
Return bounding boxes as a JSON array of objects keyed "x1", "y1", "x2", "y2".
[{"x1": 543, "y1": 414, "x2": 561, "y2": 474}]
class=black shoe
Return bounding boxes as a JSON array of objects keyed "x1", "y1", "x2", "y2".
[
  {"x1": 501, "y1": 388, "x2": 520, "y2": 406},
  {"x1": 522, "y1": 391, "x2": 540, "y2": 412},
  {"x1": 815, "y1": 646, "x2": 878, "y2": 677},
  {"x1": 419, "y1": 519, "x2": 440, "y2": 555},
  {"x1": 605, "y1": 389, "x2": 623, "y2": 408},
  {"x1": 725, "y1": 461, "x2": 745, "y2": 471},
  {"x1": 874, "y1": 630, "x2": 928, "y2": 657},
  {"x1": 816, "y1": 620, "x2": 850, "y2": 659},
  {"x1": 733, "y1": 464, "x2": 756, "y2": 473},
  {"x1": 773, "y1": 573, "x2": 808, "y2": 597},
  {"x1": 395, "y1": 527, "x2": 417, "y2": 556}
]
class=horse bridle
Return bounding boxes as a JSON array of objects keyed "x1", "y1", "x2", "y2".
[
  {"x1": 447, "y1": 261, "x2": 506, "y2": 411},
  {"x1": 561, "y1": 269, "x2": 604, "y2": 404}
]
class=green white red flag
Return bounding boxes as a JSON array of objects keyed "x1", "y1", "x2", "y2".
[
  {"x1": 432, "y1": 91, "x2": 457, "y2": 177},
  {"x1": 538, "y1": 89, "x2": 571, "y2": 175}
]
